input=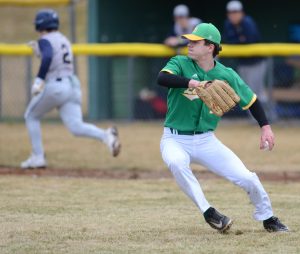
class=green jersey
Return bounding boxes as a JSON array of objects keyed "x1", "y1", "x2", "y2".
[{"x1": 161, "y1": 55, "x2": 256, "y2": 131}]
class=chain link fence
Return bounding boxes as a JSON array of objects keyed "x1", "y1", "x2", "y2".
[
  {"x1": 272, "y1": 56, "x2": 300, "y2": 118},
  {"x1": 0, "y1": 0, "x2": 86, "y2": 120},
  {"x1": 1, "y1": 54, "x2": 300, "y2": 121},
  {"x1": 0, "y1": 55, "x2": 88, "y2": 120},
  {"x1": 0, "y1": 56, "x2": 30, "y2": 119},
  {"x1": 1, "y1": 2, "x2": 299, "y2": 122}
]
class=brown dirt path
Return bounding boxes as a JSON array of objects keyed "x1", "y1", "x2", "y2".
[{"x1": 0, "y1": 166, "x2": 300, "y2": 182}]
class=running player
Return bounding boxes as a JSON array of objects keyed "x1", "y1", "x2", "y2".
[
  {"x1": 21, "y1": 9, "x2": 121, "y2": 169},
  {"x1": 157, "y1": 23, "x2": 288, "y2": 233}
]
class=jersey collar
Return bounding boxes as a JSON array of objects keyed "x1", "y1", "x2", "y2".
[{"x1": 191, "y1": 59, "x2": 220, "y2": 75}]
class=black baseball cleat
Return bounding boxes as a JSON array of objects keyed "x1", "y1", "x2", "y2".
[
  {"x1": 263, "y1": 216, "x2": 289, "y2": 232},
  {"x1": 204, "y1": 207, "x2": 233, "y2": 233}
]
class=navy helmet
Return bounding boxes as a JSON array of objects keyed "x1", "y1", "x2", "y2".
[{"x1": 34, "y1": 9, "x2": 59, "y2": 31}]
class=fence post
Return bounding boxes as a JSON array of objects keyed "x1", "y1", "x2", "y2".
[
  {"x1": 69, "y1": 0, "x2": 77, "y2": 43},
  {"x1": 69, "y1": 0, "x2": 77, "y2": 74},
  {"x1": 87, "y1": 0, "x2": 112, "y2": 120},
  {"x1": 127, "y1": 57, "x2": 135, "y2": 121},
  {"x1": 0, "y1": 56, "x2": 2, "y2": 119},
  {"x1": 26, "y1": 56, "x2": 32, "y2": 105},
  {"x1": 266, "y1": 57, "x2": 278, "y2": 121}
]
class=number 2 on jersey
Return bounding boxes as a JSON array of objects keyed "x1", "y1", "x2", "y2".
[{"x1": 61, "y1": 44, "x2": 71, "y2": 64}]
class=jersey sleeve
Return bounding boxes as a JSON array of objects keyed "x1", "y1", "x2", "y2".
[
  {"x1": 161, "y1": 56, "x2": 183, "y2": 76},
  {"x1": 228, "y1": 69, "x2": 257, "y2": 110},
  {"x1": 37, "y1": 39, "x2": 53, "y2": 80}
]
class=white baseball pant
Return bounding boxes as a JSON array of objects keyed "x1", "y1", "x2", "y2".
[
  {"x1": 160, "y1": 127, "x2": 273, "y2": 221},
  {"x1": 24, "y1": 76, "x2": 108, "y2": 157}
]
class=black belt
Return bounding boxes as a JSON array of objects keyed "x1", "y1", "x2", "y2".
[{"x1": 169, "y1": 128, "x2": 205, "y2": 135}]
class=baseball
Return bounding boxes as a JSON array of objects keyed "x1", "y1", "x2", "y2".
[{"x1": 263, "y1": 141, "x2": 270, "y2": 151}]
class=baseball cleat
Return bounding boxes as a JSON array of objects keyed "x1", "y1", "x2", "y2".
[
  {"x1": 263, "y1": 216, "x2": 289, "y2": 232},
  {"x1": 204, "y1": 207, "x2": 233, "y2": 233},
  {"x1": 106, "y1": 126, "x2": 121, "y2": 157},
  {"x1": 20, "y1": 154, "x2": 47, "y2": 169}
]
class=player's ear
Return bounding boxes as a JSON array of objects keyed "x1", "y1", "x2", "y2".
[{"x1": 209, "y1": 43, "x2": 215, "y2": 53}]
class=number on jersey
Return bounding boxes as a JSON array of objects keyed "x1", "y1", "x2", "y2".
[{"x1": 61, "y1": 44, "x2": 71, "y2": 64}]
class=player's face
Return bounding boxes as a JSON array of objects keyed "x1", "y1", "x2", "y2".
[
  {"x1": 187, "y1": 40, "x2": 213, "y2": 60},
  {"x1": 227, "y1": 11, "x2": 244, "y2": 25},
  {"x1": 175, "y1": 16, "x2": 189, "y2": 29}
]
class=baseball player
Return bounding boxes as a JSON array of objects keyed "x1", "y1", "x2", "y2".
[
  {"x1": 21, "y1": 9, "x2": 121, "y2": 169},
  {"x1": 157, "y1": 23, "x2": 288, "y2": 233}
]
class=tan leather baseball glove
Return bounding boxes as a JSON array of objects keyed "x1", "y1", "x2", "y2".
[{"x1": 195, "y1": 80, "x2": 240, "y2": 117}]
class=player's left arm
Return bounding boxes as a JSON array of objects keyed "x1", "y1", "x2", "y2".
[
  {"x1": 227, "y1": 69, "x2": 274, "y2": 150},
  {"x1": 31, "y1": 39, "x2": 53, "y2": 96},
  {"x1": 248, "y1": 100, "x2": 274, "y2": 150}
]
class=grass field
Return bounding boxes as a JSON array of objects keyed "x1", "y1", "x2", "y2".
[
  {"x1": 0, "y1": 176, "x2": 299, "y2": 254},
  {"x1": 1, "y1": 2, "x2": 299, "y2": 253},
  {"x1": 0, "y1": 121, "x2": 300, "y2": 253},
  {"x1": 1, "y1": 121, "x2": 299, "y2": 172}
]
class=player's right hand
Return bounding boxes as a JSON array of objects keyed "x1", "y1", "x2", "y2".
[
  {"x1": 188, "y1": 79, "x2": 205, "y2": 88},
  {"x1": 31, "y1": 77, "x2": 45, "y2": 96}
]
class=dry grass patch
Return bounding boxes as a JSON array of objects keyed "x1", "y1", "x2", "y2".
[
  {"x1": 0, "y1": 176, "x2": 299, "y2": 253},
  {"x1": 1, "y1": 121, "x2": 300, "y2": 173}
]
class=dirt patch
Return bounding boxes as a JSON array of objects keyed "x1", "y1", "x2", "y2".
[{"x1": 0, "y1": 166, "x2": 300, "y2": 182}]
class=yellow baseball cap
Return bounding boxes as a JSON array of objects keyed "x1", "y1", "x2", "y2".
[{"x1": 182, "y1": 23, "x2": 221, "y2": 45}]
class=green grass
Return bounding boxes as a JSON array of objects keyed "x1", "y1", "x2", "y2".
[{"x1": 0, "y1": 176, "x2": 299, "y2": 254}]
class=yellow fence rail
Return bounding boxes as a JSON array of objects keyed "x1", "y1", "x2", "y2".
[
  {"x1": 0, "y1": 0, "x2": 70, "y2": 6},
  {"x1": 1, "y1": 43, "x2": 300, "y2": 57}
]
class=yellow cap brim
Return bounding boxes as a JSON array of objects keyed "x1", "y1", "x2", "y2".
[{"x1": 181, "y1": 34, "x2": 205, "y2": 41}]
